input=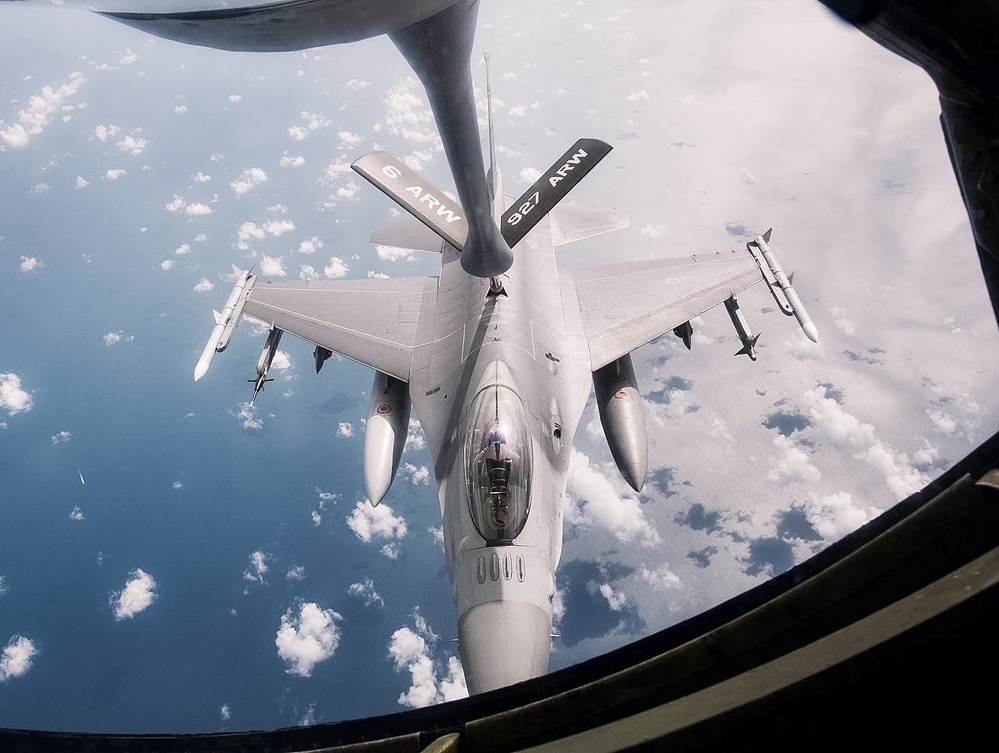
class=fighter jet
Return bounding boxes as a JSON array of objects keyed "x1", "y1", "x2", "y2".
[{"x1": 105, "y1": 0, "x2": 819, "y2": 694}]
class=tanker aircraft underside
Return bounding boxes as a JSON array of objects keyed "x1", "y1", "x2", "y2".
[{"x1": 102, "y1": 0, "x2": 819, "y2": 694}]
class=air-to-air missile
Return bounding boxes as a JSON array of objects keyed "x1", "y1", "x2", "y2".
[
  {"x1": 249, "y1": 326, "x2": 283, "y2": 405},
  {"x1": 746, "y1": 229, "x2": 819, "y2": 344},
  {"x1": 724, "y1": 295, "x2": 761, "y2": 360},
  {"x1": 194, "y1": 265, "x2": 254, "y2": 381}
]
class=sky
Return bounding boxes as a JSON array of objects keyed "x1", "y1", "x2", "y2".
[{"x1": 1, "y1": 0, "x2": 997, "y2": 735}]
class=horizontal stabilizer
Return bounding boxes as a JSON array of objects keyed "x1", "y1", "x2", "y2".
[
  {"x1": 370, "y1": 217, "x2": 450, "y2": 254},
  {"x1": 501, "y1": 138, "x2": 613, "y2": 248},
  {"x1": 549, "y1": 204, "x2": 630, "y2": 246},
  {"x1": 353, "y1": 151, "x2": 468, "y2": 250}
]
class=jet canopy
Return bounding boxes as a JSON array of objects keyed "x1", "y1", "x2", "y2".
[{"x1": 465, "y1": 384, "x2": 533, "y2": 545}]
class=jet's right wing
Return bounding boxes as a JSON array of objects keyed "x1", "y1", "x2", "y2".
[
  {"x1": 564, "y1": 250, "x2": 765, "y2": 370},
  {"x1": 242, "y1": 276, "x2": 437, "y2": 381}
]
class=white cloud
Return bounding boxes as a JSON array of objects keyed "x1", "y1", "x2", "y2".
[
  {"x1": 232, "y1": 401, "x2": 263, "y2": 430},
  {"x1": 262, "y1": 219, "x2": 295, "y2": 236},
  {"x1": 518, "y1": 167, "x2": 542, "y2": 184},
  {"x1": 627, "y1": 89, "x2": 650, "y2": 101},
  {"x1": 75, "y1": 176, "x2": 89, "y2": 188},
  {"x1": 228, "y1": 94, "x2": 242, "y2": 103},
  {"x1": 218, "y1": 704, "x2": 231, "y2": 722},
  {"x1": 347, "y1": 577, "x2": 384, "y2": 608},
  {"x1": 172, "y1": 481, "x2": 183, "y2": 490},
  {"x1": 192, "y1": 171, "x2": 211, "y2": 183},
  {"x1": 379, "y1": 77, "x2": 439, "y2": 146},
  {"x1": 564, "y1": 449, "x2": 660, "y2": 545},
  {"x1": 0, "y1": 635, "x2": 38, "y2": 683},
  {"x1": 599, "y1": 583, "x2": 629, "y2": 612},
  {"x1": 345, "y1": 79, "x2": 371, "y2": 90},
  {"x1": 51, "y1": 430, "x2": 71, "y2": 445},
  {"x1": 347, "y1": 500, "x2": 408, "y2": 543},
  {"x1": 68, "y1": 506, "x2": 84, "y2": 521},
  {"x1": 94, "y1": 123, "x2": 120, "y2": 142},
  {"x1": 287, "y1": 565, "x2": 305, "y2": 582},
  {"x1": 803, "y1": 492, "x2": 882, "y2": 541},
  {"x1": 275, "y1": 602, "x2": 341, "y2": 677},
  {"x1": 116, "y1": 131, "x2": 148, "y2": 156},
  {"x1": 1, "y1": 71, "x2": 85, "y2": 149},
  {"x1": 0, "y1": 576, "x2": 6, "y2": 596},
  {"x1": 160, "y1": 259, "x2": 175, "y2": 271},
  {"x1": 403, "y1": 463, "x2": 431, "y2": 485},
  {"x1": 103, "y1": 331, "x2": 133, "y2": 346},
  {"x1": 19, "y1": 256, "x2": 42, "y2": 272},
  {"x1": 335, "y1": 422, "x2": 354, "y2": 439},
  {"x1": 298, "y1": 236, "x2": 323, "y2": 254},
  {"x1": 280, "y1": 154, "x2": 305, "y2": 168},
  {"x1": 324, "y1": 256, "x2": 349, "y2": 278},
  {"x1": 243, "y1": 550, "x2": 269, "y2": 584},
  {"x1": 388, "y1": 611, "x2": 467, "y2": 708},
  {"x1": 185, "y1": 202, "x2": 212, "y2": 216},
  {"x1": 165, "y1": 196, "x2": 185, "y2": 212},
  {"x1": 175, "y1": 243, "x2": 191, "y2": 255},
  {"x1": 103, "y1": 168, "x2": 126, "y2": 181},
  {"x1": 338, "y1": 130, "x2": 363, "y2": 148},
  {"x1": 639, "y1": 564, "x2": 683, "y2": 591},
  {"x1": 259, "y1": 255, "x2": 286, "y2": 277},
  {"x1": 767, "y1": 433, "x2": 821, "y2": 485},
  {"x1": 111, "y1": 568, "x2": 157, "y2": 621},
  {"x1": 0, "y1": 373, "x2": 33, "y2": 415},
  {"x1": 287, "y1": 110, "x2": 331, "y2": 141},
  {"x1": 230, "y1": 167, "x2": 268, "y2": 196}
]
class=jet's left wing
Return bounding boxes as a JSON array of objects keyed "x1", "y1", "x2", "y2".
[
  {"x1": 563, "y1": 250, "x2": 764, "y2": 370},
  {"x1": 242, "y1": 276, "x2": 437, "y2": 381}
]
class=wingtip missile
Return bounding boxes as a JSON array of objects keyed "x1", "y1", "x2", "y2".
[
  {"x1": 748, "y1": 232, "x2": 819, "y2": 344},
  {"x1": 193, "y1": 268, "x2": 255, "y2": 381}
]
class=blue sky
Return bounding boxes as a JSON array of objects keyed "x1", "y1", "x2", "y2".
[{"x1": 1, "y1": 0, "x2": 997, "y2": 734}]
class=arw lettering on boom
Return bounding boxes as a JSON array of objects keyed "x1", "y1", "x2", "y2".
[
  {"x1": 380, "y1": 163, "x2": 463, "y2": 223},
  {"x1": 548, "y1": 148, "x2": 587, "y2": 187}
]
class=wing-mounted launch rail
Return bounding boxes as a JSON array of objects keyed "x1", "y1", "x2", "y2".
[{"x1": 194, "y1": 265, "x2": 257, "y2": 381}]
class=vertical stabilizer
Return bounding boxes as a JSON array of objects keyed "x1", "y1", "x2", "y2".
[{"x1": 484, "y1": 50, "x2": 501, "y2": 218}]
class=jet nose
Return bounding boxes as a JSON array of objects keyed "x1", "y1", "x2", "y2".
[{"x1": 458, "y1": 601, "x2": 551, "y2": 694}]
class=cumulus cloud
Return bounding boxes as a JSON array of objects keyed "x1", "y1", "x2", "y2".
[
  {"x1": 803, "y1": 492, "x2": 882, "y2": 541},
  {"x1": 75, "y1": 176, "x2": 89, "y2": 188},
  {"x1": 51, "y1": 430, "x2": 71, "y2": 445},
  {"x1": 275, "y1": 601, "x2": 341, "y2": 677},
  {"x1": 347, "y1": 501, "x2": 408, "y2": 543},
  {"x1": 160, "y1": 259, "x2": 175, "y2": 271},
  {"x1": 639, "y1": 563, "x2": 683, "y2": 590},
  {"x1": 230, "y1": 167, "x2": 268, "y2": 196},
  {"x1": 324, "y1": 257, "x2": 349, "y2": 278},
  {"x1": 336, "y1": 422, "x2": 353, "y2": 438},
  {"x1": 68, "y1": 506, "x2": 84, "y2": 521},
  {"x1": 0, "y1": 373, "x2": 33, "y2": 416},
  {"x1": 94, "y1": 123, "x2": 120, "y2": 142},
  {"x1": 802, "y1": 386, "x2": 928, "y2": 499},
  {"x1": 185, "y1": 202, "x2": 212, "y2": 216},
  {"x1": 103, "y1": 168, "x2": 126, "y2": 181},
  {"x1": 103, "y1": 331, "x2": 133, "y2": 346},
  {"x1": 0, "y1": 635, "x2": 38, "y2": 683},
  {"x1": 280, "y1": 154, "x2": 305, "y2": 168},
  {"x1": 378, "y1": 77, "x2": 440, "y2": 146},
  {"x1": 564, "y1": 449, "x2": 660, "y2": 545},
  {"x1": 242, "y1": 550, "x2": 269, "y2": 584},
  {"x1": 287, "y1": 110, "x2": 331, "y2": 141},
  {"x1": 20, "y1": 256, "x2": 43, "y2": 272},
  {"x1": 403, "y1": 463, "x2": 431, "y2": 485},
  {"x1": 388, "y1": 611, "x2": 467, "y2": 708},
  {"x1": 232, "y1": 401, "x2": 263, "y2": 430},
  {"x1": 116, "y1": 131, "x2": 148, "y2": 156},
  {"x1": 259, "y1": 255, "x2": 287, "y2": 277},
  {"x1": 111, "y1": 568, "x2": 157, "y2": 621},
  {"x1": 767, "y1": 434, "x2": 821, "y2": 485},
  {"x1": 193, "y1": 278, "x2": 215, "y2": 293},
  {"x1": 298, "y1": 236, "x2": 323, "y2": 254},
  {"x1": 1, "y1": 71, "x2": 85, "y2": 149},
  {"x1": 347, "y1": 577, "x2": 384, "y2": 608}
]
